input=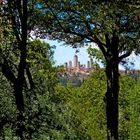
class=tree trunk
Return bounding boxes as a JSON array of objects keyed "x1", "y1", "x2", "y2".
[
  {"x1": 14, "y1": 38, "x2": 27, "y2": 140},
  {"x1": 14, "y1": 75, "x2": 25, "y2": 140},
  {"x1": 14, "y1": 1, "x2": 28, "y2": 139},
  {"x1": 14, "y1": 37, "x2": 27, "y2": 139},
  {"x1": 105, "y1": 60, "x2": 119, "y2": 140}
]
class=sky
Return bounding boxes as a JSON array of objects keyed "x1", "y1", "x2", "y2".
[
  {"x1": 45, "y1": 39, "x2": 140, "y2": 70},
  {"x1": 45, "y1": 39, "x2": 91, "y2": 66}
]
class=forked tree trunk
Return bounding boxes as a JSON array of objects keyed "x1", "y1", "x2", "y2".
[
  {"x1": 12, "y1": 0, "x2": 28, "y2": 139},
  {"x1": 14, "y1": 38, "x2": 27, "y2": 140},
  {"x1": 105, "y1": 60, "x2": 119, "y2": 140}
]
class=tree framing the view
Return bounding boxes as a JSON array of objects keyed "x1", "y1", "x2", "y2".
[
  {"x1": 0, "y1": 0, "x2": 140, "y2": 139},
  {"x1": 0, "y1": 0, "x2": 34, "y2": 139},
  {"x1": 35, "y1": 0, "x2": 140, "y2": 139}
]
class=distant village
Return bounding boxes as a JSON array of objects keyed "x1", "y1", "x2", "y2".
[
  {"x1": 57, "y1": 55, "x2": 140, "y2": 86},
  {"x1": 63, "y1": 55, "x2": 94, "y2": 77},
  {"x1": 63, "y1": 55, "x2": 140, "y2": 75}
]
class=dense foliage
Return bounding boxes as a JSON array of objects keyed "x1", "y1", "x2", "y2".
[
  {"x1": 0, "y1": 0, "x2": 140, "y2": 140},
  {"x1": 33, "y1": 1, "x2": 140, "y2": 139},
  {"x1": 0, "y1": 39, "x2": 140, "y2": 139}
]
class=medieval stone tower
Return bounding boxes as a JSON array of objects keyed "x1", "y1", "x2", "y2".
[{"x1": 74, "y1": 55, "x2": 78, "y2": 68}]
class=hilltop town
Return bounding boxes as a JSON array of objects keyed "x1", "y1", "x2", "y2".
[
  {"x1": 57, "y1": 55, "x2": 140, "y2": 86},
  {"x1": 63, "y1": 55, "x2": 140, "y2": 75},
  {"x1": 63, "y1": 55, "x2": 94, "y2": 76}
]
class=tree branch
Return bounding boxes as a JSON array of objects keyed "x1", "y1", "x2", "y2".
[
  {"x1": 26, "y1": 65, "x2": 34, "y2": 90},
  {"x1": 93, "y1": 35, "x2": 108, "y2": 60},
  {"x1": 105, "y1": 33, "x2": 110, "y2": 47},
  {"x1": 119, "y1": 51, "x2": 132, "y2": 61},
  {"x1": 1, "y1": 58, "x2": 16, "y2": 83}
]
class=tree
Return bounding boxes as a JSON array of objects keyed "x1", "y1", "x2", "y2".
[
  {"x1": 0, "y1": 1, "x2": 48, "y2": 137},
  {"x1": 0, "y1": 1, "x2": 43, "y2": 139},
  {"x1": 6, "y1": 1, "x2": 29, "y2": 139},
  {"x1": 127, "y1": 78, "x2": 140, "y2": 140},
  {"x1": 34, "y1": 0, "x2": 140, "y2": 139},
  {"x1": 0, "y1": 35, "x2": 77, "y2": 139},
  {"x1": 1, "y1": 1, "x2": 90, "y2": 139},
  {"x1": 73, "y1": 70, "x2": 107, "y2": 139}
]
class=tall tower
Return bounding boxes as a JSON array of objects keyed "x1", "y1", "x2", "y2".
[
  {"x1": 90, "y1": 58, "x2": 93, "y2": 68},
  {"x1": 87, "y1": 61, "x2": 90, "y2": 69},
  {"x1": 69, "y1": 61, "x2": 72, "y2": 68},
  {"x1": 74, "y1": 55, "x2": 78, "y2": 68}
]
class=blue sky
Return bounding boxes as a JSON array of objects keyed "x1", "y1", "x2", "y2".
[
  {"x1": 45, "y1": 39, "x2": 140, "y2": 69},
  {"x1": 45, "y1": 40, "x2": 90, "y2": 66}
]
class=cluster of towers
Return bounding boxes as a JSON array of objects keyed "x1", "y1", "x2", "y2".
[
  {"x1": 64, "y1": 55, "x2": 93, "y2": 71},
  {"x1": 63, "y1": 55, "x2": 140, "y2": 76}
]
